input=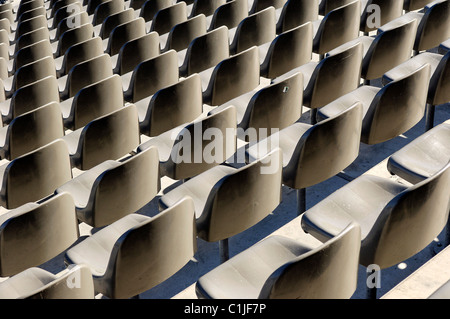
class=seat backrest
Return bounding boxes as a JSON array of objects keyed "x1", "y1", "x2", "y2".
[
  {"x1": 200, "y1": 148, "x2": 282, "y2": 242},
  {"x1": 164, "y1": 14, "x2": 207, "y2": 52},
  {"x1": 261, "y1": 21, "x2": 313, "y2": 78},
  {"x1": 0, "y1": 7, "x2": 13, "y2": 24},
  {"x1": 191, "y1": 0, "x2": 225, "y2": 17},
  {"x1": 57, "y1": 23, "x2": 95, "y2": 58},
  {"x1": 16, "y1": 0, "x2": 43, "y2": 20},
  {"x1": 314, "y1": 0, "x2": 361, "y2": 54},
  {"x1": 285, "y1": 102, "x2": 362, "y2": 189},
  {"x1": 14, "y1": 15, "x2": 47, "y2": 40},
  {"x1": 115, "y1": 32, "x2": 160, "y2": 75},
  {"x1": 306, "y1": 41, "x2": 363, "y2": 108},
  {"x1": 50, "y1": 0, "x2": 79, "y2": 18},
  {"x1": 128, "y1": 0, "x2": 147, "y2": 9},
  {"x1": 150, "y1": 2, "x2": 188, "y2": 35},
  {"x1": 105, "y1": 196, "x2": 196, "y2": 299},
  {"x1": 250, "y1": 0, "x2": 287, "y2": 13},
  {"x1": 362, "y1": 18, "x2": 417, "y2": 80},
  {"x1": 244, "y1": 71, "x2": 303, "y2": 139},
  {"x1": 209, "y1": 0, "x2": 248, "y2": 30},
  {"x1": 166, "y1": 105, "x2": 237, "y2": 180},
  {"x1": 205, "y1": 45, "x2": 260, "y2": 106},
  {"x1": 61, "y1": 36, "x2": 104, "y2": 76},
  {"x1": 276, "y1": 0, "x2": 318, "y2": 34},
  {"x1": 5, "y1": 102, "x2": 64, "y2": 160},
  {"x1": 14, "y1": 27, "x2": 50, "y2": 54},
  {"x1": 9, "y1": 76, "x2": 60, "y2": 121},
  {"x1": 66, "y1": 53, "x2": 113, "y2": 98},
  {"x1": 360, "y1": 0, "x2": 403, "y2": 33},
  {"x1": 70, "y1": 74, "x2": 124, "y2": 130},
  {"x1": 107, "y1": 17, "x2": 146, "y2": 55},
  {"x1": 145, "y1": 73, "x2": 203, "y2": 136},
  {"x1": 125, "y1": 49, "x2": 179, "y2": 102},
  {"x1": 12, "y1": 56, "x2": 56, "y2": 92},
  {"x1": 13, "y1": 39, "x2": 53, "y2": 72},
  {"x1": 364, "y1": 162, "x2": 450, "y2": 268},
  {"x1": 51, "y1": 2, "x2": 84, "y2": 29},
  {"x1": 259, "y1": 222, "x2": 361, "y2": 299},
  {"x1": 362, "y1": 63, "x2": 430, "y2": 144},
  {"x1": 55, "y1": 10, "x2": 90, "y2": 40},
  {"x1": 230, "y1": 6, "x2": 276, "y2": 54},
  {"x1": 86, "y1": 146, "x2": 161, "y2": 227},
  {"x1": 92, "y1": 0, "x2": 125, "y2": 26},
  {"x1": 100, "y1": 7, "x2": 135, "y2": 39},
  {"x1": 414, "y1": 0, "x2": 450, "y2": 51},
  {"x1": 139, "y1": 0, "x2": 172, "y2": 21},
  {"x1": 0, "y1": 192, "x2": 78, "y2": 277},
  {"x1": 75, "y1": 104, "x2": 140, "y2": 170},
  {"x1": 16, "y1": 6, "x2": 46, "y2": 25},
  {"x1": 319, "y1": 0, "x2": 354, "y2": 15},
  {"x1": 181, "y1": 25, "x2": 229, "y2": 77},
  {"x1": 87, "y1": 0, "x2": 113, "y2": 15},
  {"x1": 0, "y1": 139, "x2": 72, "y2": 209},
  {"x1": 429, "y1": 50, "x2": 450, "y2": 106}
]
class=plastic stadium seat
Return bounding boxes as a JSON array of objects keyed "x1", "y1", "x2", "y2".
[
  {"x1": 112, "y1": 32, "x2": 160, "y2": 75},
  {"x1": 0, "y1": 192, "x2": 78, "y2": 277},
  {"x1": 387, "y1": 121, "x2": 450, "y2": 184},
  {"x1": 319, "y1": 0, "x2": 354, "y2": 15},
  {"x1": 229, "y1": 6, "x2": 276, "y2": 55},
  {"x1": 249, "y1": 0, "x2": 287, "y2": 14},
  {"x1": 0, "y1": 102, "x2": 64, "y2": 160},
  {"x1": 0, "y1": 139, "x2": 72, "y2": 209},
  {"x1": 97, "y1": 7, "x2": 135, "y2": 39},
  {"x1": 259, "y1": 21, "x2": 313, "y2": 79},
  {"x1": 404, "y1": 0, "x2": 435, "y2": 11},
  {"x1": 275, "y1": 41, "x2": 363, "y2": 123},
  {"x1": 122, "y1": 49, "x2": 179, "y2": 103},
  {"x1": 207, "y1": 0, "x2": 248, "y2": 31},
  {"x1": 201, "y1": 46, "x2": 260, "y2": 106},
  {"x1": 60, "y1": 74, "x2": 124, "y2": 130},
  {"x1": 13, "y1": 26, "x2": 50, "y2": 55},
  {"x1": 160, "y1": 13, "x2": 207, "y2": 52},
  {"x1": 301, "y1": 163, "x2": 450, "y2": 278},
  {"x1": 137, "y1": 105, "x2": 237, "y2": 180},
  {"x1": 246, "y1": 102, "x2": 362, "y2": 213},
  {"x1": 190, "y1": 0, "x2": 225, "y2": 18},
  {"x1": 51, "y1": 11, "x2": 90, "y2": 42},
  {"x1": 178, "y1": 25, "x2": 229, "y2": 77},
  {"x1": 54, "y1": 23, "x2": 95, "y2": 58},
  {"x1": 138, "y1": 0, "x2": 172, "y2": 21},
  {"x1": 137, "y1": 73, "x2": 204, "y2": 137},
  {"x1": 160, "y1": 148, "x2": 282, "y2": 263},
  {"x1": 383, "y1": 50, "x2": 450, "y2": 131},
  {"x1": 209, "y1": 71, "x2": 303, "y2": 141},
  {"x1": 318, "y1": 64, "x2": 431, "y2": 144},
  {"x1": 148, "y1": 2, "x2": 188, "y2": 35},
  {"x1": 58, "y1": 53, "x2": 113, "y2": 100},
  {"x1": 13, "y1": 15, "x2": 48, "y2": 42},
  {"x1": 104, "y1": 17, "x2": 146, "y2": 56},
  {"x1": 92, "y1": 0, "x2": 125, "y2": 26},
  {"x1": 196, "y1": 222, "x2": 361, "y2": 299},
  {"x1": 16, "y1": 0, "x2": 44, "y2": 19},
  {"x1": 49, "y1": 2, "x2": 84, "y2": 30},
  {"x1": 360, "y1": 0, "x2": 403, "y2": 34},
  {"x1": 12, "y1": 39, "x2": 53, "y2": 74},
  {"x1": 64, "y1": 196, "x2": 197, "y2": 299},
  {"x1": 56, "y1": 146, "x2": 160, "y2": 227},
  {"x1": 61, "y1": 104, "x2": 140, "y2": 170},
  {"x1": 328, "y1": 17, "x2": 417, "y2": 83},
  {"x1": 275, "y1": 0, "x2": 318, "y2": 34},
  {"x1": 0, "y1": 265, "x2": 95, "y2": 299},
  {"x1": 312, "y1": 0, "x2": 361, "y2": 56}
]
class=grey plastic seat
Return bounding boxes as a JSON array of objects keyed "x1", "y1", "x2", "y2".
[
  {"x1": 0, "y1": 76, "x2": 60, "y2": 125},
  {"x1": 52, "y1": 10, "x2": 90, "y2": 42},
  {"x1": 56, "y1": 146, "x2": 160, "y2": 228},
  {"x1": 92, "y1": 0, "x2": 125, "y2": 26},
  {"x1": 0, "y1": 102, "x2": 64, "y2": 161},
  {"x1": 98, "y1": 7, "x2": 135, "y2": 39},
  {"x1": 49, "y1": 2, "x2": 83, "y2": 30},
  {"x1": 13, "y1": 15, "x2": 48, "y2": 42},
  {"x1": 0, "y1": 265, "x2": 94, "y2": 299},
  {"x1": 229, "y1": 6, "x2": 276, "y2": 55},
  {"x1": 62, "y1": 104, "x2": 140, "y2": 170},
  {"x1": 0, "y1": 139, "x2": 72, "y2": 209},
  {"x1": 112, "y1": 32, "x2": 160, "y2": 75},
  {"x1": 318, "y1": 63, "x2": 431, "y2": 144},
  {"x1": 138, "y1": 0, "x2": 172, "y2": 22},
  {"x1": 160, "y1": 13, "x2": 207, "y2": 52},
  {"x1": 16, "y1": 6, "x2": 46, "y2": 26},
  {"x1": 86, "y1": 0, "x2": 115, "y2": 15},
  {"x1": 207, "y1": 0, "x2": 248, "y2": 31},
  {"x1": 60, "y1": 74, "x2": 124, "y2": 130},
  {"x1": 105, "y1": 17, "x2": 146, "y2": 56},
  {"x1": 327, "y1": 17, "x2": 418, "y2": 83},
  {"x1": 259, "y1": 21, "x2": 313, "y2": 79},
  {"x1": 0, "y1": 192, "x2": 78, "y2": 277},
  {"x1": 16, "y1": 0, "x2": 44, "y2": 19},
  {"x1": 313, "y1": 0, "x2": 361, "y2": 56},
  {"x1": 246, "y1": 102, "x2": 362, "y2": 213},
  {"x1": 319, "y1": 0, "x2": 354, "y2": 15},
  {"x1": 387, "y1": 122, "x2": 450, "y2": 185},
  {"x1": 201, "y1": 46, "x2": 260, "y2": 106},
  {"x1": 301, "y1": 162, "x2": 450, "y2": 298},
  {"x1": 382, "y1": 50, "x2": 450, "y2": 131},
  {"x1": 137, "y1": 105, "x2": 237, "y2": 180},
  {"x1": 54, "y1": 23, "x2": 95, "y2": 58},
  {"x1": 209, "y1": 71, "x2": 303, "y2": 141},
  {"x1": 12, "y1": 39, "x2": 53, "y2": 75},
  {"x1": 275, "y1": 41, "x2": 363, "y2": 123},
  {"x1": 178, "y1": 25, "x2": 229, "y2": 77},
  {"x1": 123, "y1": 49, "x2": 179, "y2": 103},
  {"x1": 196, "y1": 222, "x2": 361, "y2": 299},
  {"x1": 360, "y1": 0, "x2": 403, "y2": 34},
  {"x1": 148, "y1": 2, "x2": 187, "y2": 35},
  {"x1": 159, "y1": 148, "x2": 282, "y2": 262},
  {"x1": 190, "y1": 0, "x2": 225, "y2": 18},
  {"x1": 58, "y1": 53, "x2": 113, "y2": 100},
  {"x1": 13, "y1": 26, "x2": 50, "y2": 56},
  {"x1": 249, "y1": 0, "x2": 286, "y2": 14},
  {"x1": 64, "y1": 196, "x2": 196, "y2": 299},
  {"x1": 275, "y1": 0, "x2": 318, "y2": 34},
  {"x1": 137, "y1": 73, "x2": 203, "y2": 137}
]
